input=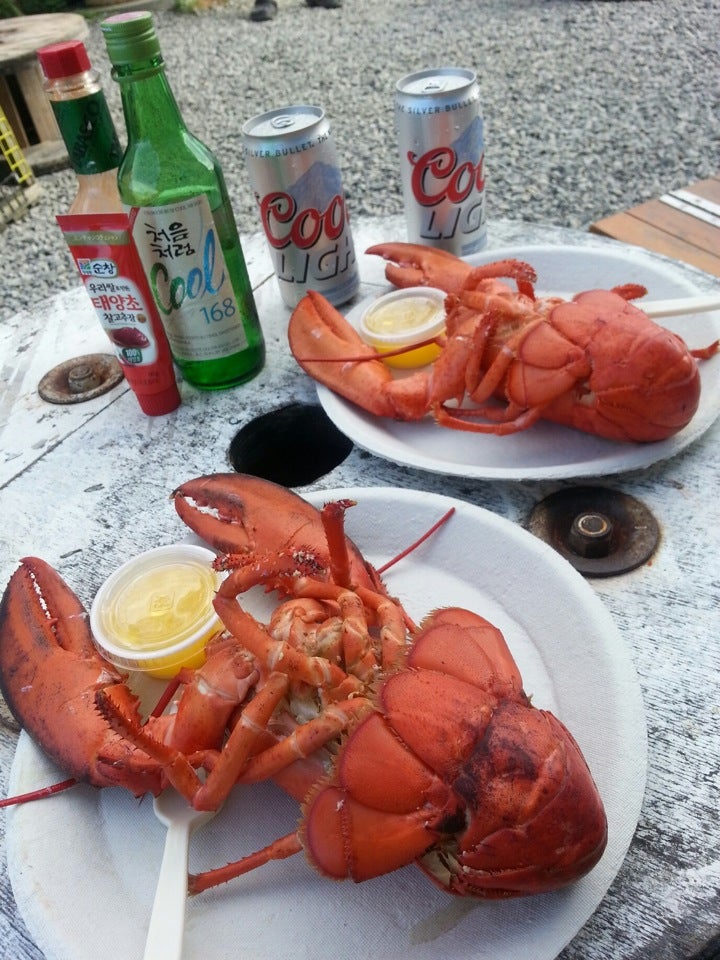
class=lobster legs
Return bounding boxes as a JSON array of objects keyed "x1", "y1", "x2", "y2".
[{"x1": 94, "y1": 499, "x2": 398, "y2": 812}]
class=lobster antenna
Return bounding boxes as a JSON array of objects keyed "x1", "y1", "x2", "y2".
[
  {"x1": 320, "y1": 499, "x2": 357, "y2": 587},
  {"x1": 0, "y1": 777, "x2": 77, "y2": 808},
  {"x1": 377, "y1": 507, "x2": 456, "y2": 574}
]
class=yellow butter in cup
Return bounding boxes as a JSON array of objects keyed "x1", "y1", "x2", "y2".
[
  {"x1": 90, "y1": 544, "x2": 225, "y2": 679},
  {"x1": 359, "y1": 286, "x2": 446, "y2": 368}
]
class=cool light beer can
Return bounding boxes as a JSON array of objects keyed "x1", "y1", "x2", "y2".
[
  {"x1": 395, "y1": 68, "x2": 487, "y2": 256},
  {"x1": 241, "y1": 105, "x2": 359, "y2": 309}
]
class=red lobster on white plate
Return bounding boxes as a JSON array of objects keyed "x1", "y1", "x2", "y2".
[
  {"x1": 288, "y1": 242, "x2": 719, "y2": 443},
  {"x1": 0, "y1": 474, "x2": 606, "y2": 899}
]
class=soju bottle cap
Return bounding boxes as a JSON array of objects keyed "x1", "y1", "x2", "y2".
[
  {"x1": 101, "y1": 11, "x2": 162, "y2": 67},
  {"x1": 37, "y1": 40, "x2": 91, "y2": 80}
]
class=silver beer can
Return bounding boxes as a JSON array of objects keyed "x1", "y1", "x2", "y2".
[
  {"x1": 241, "y1": 105, "x2": 359, "y2": 309},
  {"x1": 395, "y1": 68, "x2": 487, "y2": 256}
]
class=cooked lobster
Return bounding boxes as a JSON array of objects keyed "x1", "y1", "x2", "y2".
[
  {"x1": 0, "y1": 473, "x2": 607, "y2": 899},
  {"x1": 287, "y1": 241, "x2": 718, "y2": 443}
]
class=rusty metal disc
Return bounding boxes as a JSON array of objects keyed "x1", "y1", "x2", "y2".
[
  {"x1": 528, "y1": 486, "x2": 660, "y2": 577},
  {"x1": 38, "y1": 354, "x2": 124, "y2": 405}
]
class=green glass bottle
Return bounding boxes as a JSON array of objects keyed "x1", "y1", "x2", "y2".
[{"x1": 100, "y1": 11, "x2": 265, "y2": 390}]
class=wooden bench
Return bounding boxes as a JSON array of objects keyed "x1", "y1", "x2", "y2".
[
  {"x1": 0, "y1": 13, "x2": 89, "y2": 174},
  {"x1": 590, "y1": 174, "x2": 720, "y2": 278}
]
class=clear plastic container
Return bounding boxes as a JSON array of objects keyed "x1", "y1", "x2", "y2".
[
  {"x1": 358, "y1": 286, "x2": 446, "y2": 368},
  {"x1": 90, "y1": 544, "x2": 226, "y2": 679}
]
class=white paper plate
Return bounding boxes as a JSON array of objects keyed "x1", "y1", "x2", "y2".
[
  {"x1": 317, "y1": 244, "x2": 720, "y2": 479},
  {"x1": 7, "y1": 488, "x2": 647, "y2": 960}
]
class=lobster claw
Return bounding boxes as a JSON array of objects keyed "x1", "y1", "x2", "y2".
[
  {"x1": 0, "y1": 558, "x2": 162, "y2": 796},
  {"x1": 367, "y1": 242, "x2": 540, "y2": 301},
  {"x1": 173, "y1": 472, "x2": 382, "y2": 591},
  {"x1": 366, "y1": 241, "x2": 473, "y2": 294},
  {"x1": 287, "y1": 292, "x2": 433, "y2": 422},
  {"x1": 287, "y1": 290, "x2": 395, "y2": 419}
]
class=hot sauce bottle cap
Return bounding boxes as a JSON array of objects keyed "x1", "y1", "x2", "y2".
[
  {"x1": 136, "y1": 381, "x2": 182, "y2": 417},
  {"x1": 101, "y1": 11, "x2": 162, "y2": 66},
  {"x1": 37, "y1": 40, "x2": 92, "y2": 80}
]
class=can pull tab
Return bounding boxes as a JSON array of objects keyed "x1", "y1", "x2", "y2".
[
  {"x1": 270, "y1": 115, "x2": 296, "y2": 130},
  {"x1": 422, "y1": 80, "x2": 446, "y2": 93}
]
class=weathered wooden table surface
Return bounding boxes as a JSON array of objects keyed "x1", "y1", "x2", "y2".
[
  {"x1": 1, "y1": 216, "x2": 719, "y2": 960},
  {"x1": 591, "y1": 174, "x2": 720, "y2": 280}
]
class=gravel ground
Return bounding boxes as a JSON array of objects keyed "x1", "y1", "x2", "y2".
[{"x1": 1, "y1": 0, "x2": 718, "y2": 321}]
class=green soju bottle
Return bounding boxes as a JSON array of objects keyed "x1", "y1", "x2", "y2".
[{"x1": 100, "y1": 11, "x2": 265, "y2": 390}]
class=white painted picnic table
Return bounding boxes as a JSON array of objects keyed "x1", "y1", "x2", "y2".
[{"x1": 1, "y1": 215, "x2": 719, "y2": 960}]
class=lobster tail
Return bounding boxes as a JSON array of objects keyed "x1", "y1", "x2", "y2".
[
  {"x1": 543, "y1": 291, "x2": 704, "y2": 442},
  {"x1": 423, "y1": 703, "x2": 608, "y2": 898},
  {"x1": 299, "y1": 608, "x2": 607, "y2": 897}
]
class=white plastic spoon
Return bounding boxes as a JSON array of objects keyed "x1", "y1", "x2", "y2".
[
  {"x1": 143, "y1": 788, "x2": 217, "y2": 960},
  {"x1": 639, "y1": 294, "x2": 720, "y2": 319}
]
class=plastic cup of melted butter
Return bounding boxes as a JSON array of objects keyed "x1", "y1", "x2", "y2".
[
  {"x1": 89, "y1": 544, "x2": 226, "y2": 679},
  {"x1": 358, "y1": 286, "x2": 446, "y2": 368}
]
